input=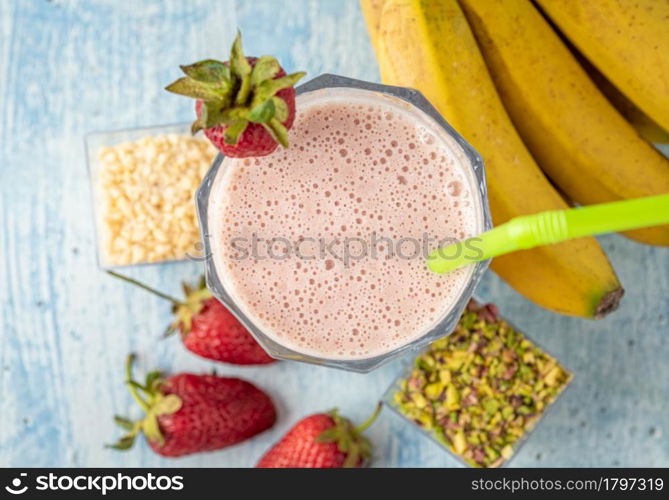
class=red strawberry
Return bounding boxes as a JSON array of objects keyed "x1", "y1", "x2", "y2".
[
  {"x1": 166, "y1": 32, "x2": 305, "y2": 158},
  {"x1": 109, "y1": 354, "x2": 276, "y2": 457},
  {"x1": 256, "y1": 404, "x2": 382, "y2": 468},
  {"x1": 107, "y1": 271, "x2": 275, "y2": 365}
]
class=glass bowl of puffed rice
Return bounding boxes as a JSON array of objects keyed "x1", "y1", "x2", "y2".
[{"x1": 85, "y1": 124, "x2": 218, "y2": 268}]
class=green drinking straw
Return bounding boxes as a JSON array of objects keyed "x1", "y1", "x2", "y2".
[{"x1": 427, "y1": 193, "x2": 669, "y2": 274}]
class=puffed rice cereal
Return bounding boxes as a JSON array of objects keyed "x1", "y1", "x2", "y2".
[{"x1": 96, "y1": 134, "x2": 217, "y2": 266}]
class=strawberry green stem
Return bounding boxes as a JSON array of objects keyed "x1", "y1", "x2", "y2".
[
  {"x1": 125, "y1": 354, "x2": 150, "y2": 413},
  {"x1": 107, "y1": 271, "x2": 183, "y2": 306},
  {"x1": 355, "y1": 402, "x2": 383, "y2": 433}
]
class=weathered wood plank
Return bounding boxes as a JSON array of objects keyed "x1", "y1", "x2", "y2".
[{"x1": 0, "y1": 0, "x2": 667, "y2": 467}]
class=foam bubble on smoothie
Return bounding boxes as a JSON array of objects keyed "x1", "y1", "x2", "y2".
[{"x1": 209, "y1": 90, "x2": 480, "y2": 360}]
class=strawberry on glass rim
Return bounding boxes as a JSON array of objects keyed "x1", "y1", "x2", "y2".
[{"x1": 166, "y1": 31, "x2": 306, "y2": 158}]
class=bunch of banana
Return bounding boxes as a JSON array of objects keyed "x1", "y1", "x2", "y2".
[
  {"x1": 536, "y1": 0, "x2": 669, "y2": 135},
  {"x1": 578, "y1": 54, "x2": 669, "y2": 145},
  {"x1": 360, "y1": 0, "x2": 386, "y2": 54},
  {"x1": 362, "y1": 0, "x2": 623, "y2": 318},
  {"x1": 458, "y1": 0, "x2": 669, "y2": 246}
]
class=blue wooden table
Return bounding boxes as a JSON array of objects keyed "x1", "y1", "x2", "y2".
[{"x1": 1, "y1": 0, "x2": 668, "y2": 467}]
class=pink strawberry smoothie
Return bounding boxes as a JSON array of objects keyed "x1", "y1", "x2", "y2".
[{"x1": 208, "y1": 88, "x2": 484, "y2": 360}]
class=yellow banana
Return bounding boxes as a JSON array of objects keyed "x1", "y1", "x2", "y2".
[
  {"x1": 536, "y1": 0, "x2": 669, "y2": 133},
  {"x1": 459, "y1": 0, "x2": 669, "y2": 246},
  {"x1": 360, "y1": 0, "x2": 386, "y2": 55},
  {"x1": 582, "y1": 58, "x2": 669, "y2": 144},
  {"x1": 376, "y1": 0, "x2": 623, "y2": 318}
]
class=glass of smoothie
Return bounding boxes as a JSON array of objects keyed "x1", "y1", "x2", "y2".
[{"x1": 196, "y1": 74, "x2": 491, "y2": 372}]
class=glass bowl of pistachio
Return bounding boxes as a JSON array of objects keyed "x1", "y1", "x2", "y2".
[{"x1": 384, "y1": 299, "x2": 573, "y2": 468}]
